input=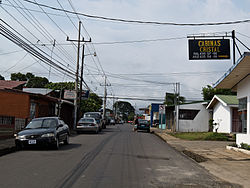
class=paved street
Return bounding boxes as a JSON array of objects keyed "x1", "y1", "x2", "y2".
[{"x1": 0, "y1": 124, "x2": 241, "y2": 188}]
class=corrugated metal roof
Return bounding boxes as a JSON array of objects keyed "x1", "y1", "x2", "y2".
[
  {"x1": 206, "y1": 95, "x2": 238, "y2": 109},
  {"x1": 216, "y1": 95, "x2": 238, "y2": 105},
  {"x1": 23, "y1": 88, "x2": 53, "y2": 95},
  {"x1": 0, "y1": 80, "x2": 26, "y2": 89}
]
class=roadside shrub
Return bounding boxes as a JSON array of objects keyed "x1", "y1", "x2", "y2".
[
  {"x1": 240, "y1": 143, "x2": 250, "y2": 150},
  {"x1": 204, "y1": 133, "x2": 228, "y2": 141},
  {"x1": 228, "y1": 143, "x2": 237, "y2": 147}
]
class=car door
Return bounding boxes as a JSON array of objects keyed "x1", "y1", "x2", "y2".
[{"x1": 58, "y1": 119, "x2": 68, "y2": 141}]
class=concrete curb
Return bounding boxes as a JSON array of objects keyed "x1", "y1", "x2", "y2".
[
  {"x1": 226, "y1": 145, "x2": 250, "y2": 155},
  {"x1": 0, "y1": 146, "x2": 16, "y2": 157},
  {"x1": 153, "y1": 131, "x2": 208, "y2": 163}
]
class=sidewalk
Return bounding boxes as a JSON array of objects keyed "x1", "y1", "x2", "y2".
[
  {"x1": 151, "y1": 128, "x2": 250, "y2": 188},
  {"x1": 0, "y1": 138, "x2": 16, "y2": 157}
]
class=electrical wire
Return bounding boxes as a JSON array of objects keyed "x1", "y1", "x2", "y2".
[
  {"x1": 4, "y1": 52, "x2": 28, "y2": 72},
  {"x1": 92, "y1": 37, "x2": 186, "y2": 45},
  {"x1": 0, "y1": 19, "x2": 76, "y2": 79},
  {"x1": 23, "y1": 0, "x2": 250, "y2": 26},
  {"x1": 0, "y1": 49, "x2": 23, "y2": 55}
]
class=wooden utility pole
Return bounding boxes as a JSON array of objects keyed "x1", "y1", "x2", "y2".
[{"x1": 66, "y1": 21, "x2": 85, "y2": 129}]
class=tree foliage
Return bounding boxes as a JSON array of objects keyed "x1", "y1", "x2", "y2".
[
  {"x1": 79, "y1": 93, "x2": 102, "y2": 115},
  {"x1": 164, "y1": 92, "x2": 185, "y2": 105},
  {"x1": 0, "y1": 74, "x2": 5, "y2": 80},
  {"x1": 45, "y1": 82, "x2": 74, "y2": 90},
  {"x1": 202, "y1": 85, "x2": 236, "y2": 101},
  {"x1": 114, "y1": 101, "x2": 135, "y2": 121},
  {"x1": 10, "y1": 72, "x2": 49, "y2": 88},
  {"x1": 11, "y1": 72, "x2": 28, "y2": 81},
  {"x1": 26, "y1": 77, "x2": 49, "y2": 88}
]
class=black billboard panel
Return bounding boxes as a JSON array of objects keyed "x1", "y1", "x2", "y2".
[{"x1": 189, "y1": 39, "x2": 230, "y2": 60}]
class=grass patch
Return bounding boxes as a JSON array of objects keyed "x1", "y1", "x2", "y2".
[{"x1": 170, "y1": 132, "x2": 230, "y2": 141}]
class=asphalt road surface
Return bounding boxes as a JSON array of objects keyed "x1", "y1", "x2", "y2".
[{"x1": 0, "y1": 124, "x2": 241, "y2": 188}]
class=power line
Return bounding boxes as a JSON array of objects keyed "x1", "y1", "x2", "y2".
[
  {"x1": 0, "y1": 4, "x2": 76, "y2": 73},
  {"x1": 0, "y1": 49, "x2": 23, "y2": 55},
  {"x1": 92, "y1": 37, "x2": 186, "y2": 45},
  {"x1": 0, "y1": 19, "x2": 76, "y2": 79},
  {"x1": 23, "y1": 0, "x2": 250, "y2": 26},
  {"x1": 4, "y1": 52, "x2": 28, "y2": 72},
  {"x1": 1, "y1": 2, "x2": 77, "y2": 18}
]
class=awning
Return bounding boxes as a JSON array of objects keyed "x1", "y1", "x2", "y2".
[{"x1": 213, "y1": 52, "x2": 250, "y2": 91}]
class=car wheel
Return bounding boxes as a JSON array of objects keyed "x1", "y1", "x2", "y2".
[
  {"x1": 54, "y1": 137, "x2": 59, "y2": 150},
  {"x1": 64, "y1": 134, "x2": 69, "y2": 145}
]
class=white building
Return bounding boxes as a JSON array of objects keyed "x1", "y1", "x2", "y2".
[
  {"x1": 206, "y1": 95, "x2": 239, "y2": 133},
  {"x1": 214, "y1": 52, "x2": 250, "y2": 146},
  {"x1": 166, "y1": 102, "x2": 209, "y2": 132}
]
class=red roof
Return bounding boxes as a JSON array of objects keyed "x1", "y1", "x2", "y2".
[{"x1": 0, "y1": 80, "x2": 26, "y2": 90}]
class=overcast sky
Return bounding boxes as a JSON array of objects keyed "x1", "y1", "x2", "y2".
[{"x1": 0, "y1": 0, "x2": 250, "y2": 110}]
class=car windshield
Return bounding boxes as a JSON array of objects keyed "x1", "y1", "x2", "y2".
[
  {"x1": 25, "y1": 119, "x2": 57, "y2": 129},
  {"x1": 84, "y1": 113, "x2": 101, "y2": 119},
  {"x1": 79, "y1": 118, "x2": 94, "y2": 123}
]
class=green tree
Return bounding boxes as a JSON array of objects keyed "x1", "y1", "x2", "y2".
[
  {"x1": 25, "y1": 72, "x2": 35, "y2": 80},
  {"x1": 164, "y1": 92, "x2": 185, "y2": 105},
  {"x1": 114, "y1": 101, "x2": 135, "y2": 121},
  {"x1": 26, "y1": 77, "x2": 49, "y2": 88},
  {"x1": 79, "y1": 93, "x2": 102, "y2": 115},
  {"x1": 45, "y1": 82, "x2": 75, "y2": 90},
  {"x1": 0, "y1": 74, "x2": 5, "y2": 80},
  {"x1": 11, "y1": 72, "x2": 27, "y2": 81},
  {"x1": 202, "y1": 85, "x2": 236, "y2": 101}
]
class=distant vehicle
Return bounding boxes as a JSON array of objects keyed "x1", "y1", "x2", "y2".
[
  {"x1": 128, "y1": 121, "x2": 133, "y2": 124},
  {"x1": 110, "y1": 119, "x2": 115, "y2": 125},
  {"x1": 84, "y1": 112, "x2": 105, "y2": 129},
  {"x1": 15, "y1": 117, "x2": 69, "y2": 150},
  {"x1": 76, "y1": 117, "x2": 99, "y2": 133},
  {"x1": 135, "y1": 119, "x2": 150, "y2": 133}
]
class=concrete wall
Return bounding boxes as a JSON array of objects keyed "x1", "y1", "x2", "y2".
[
  {"x1": 213, "y1": 102, "x2": 231, "y2": 133},
  {"x1": 236, "y1": 76, "x2": 250, "y2": 145},
  {"x1": 178, "y1": 103, "x2": 209, "y2": 132}
]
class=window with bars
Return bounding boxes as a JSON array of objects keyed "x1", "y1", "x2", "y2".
[{"x1": 179, "y1": 109, "x2": 200, "y2": 120}]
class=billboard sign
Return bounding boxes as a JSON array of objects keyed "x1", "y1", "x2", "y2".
[
  {"x1": 64, "y1": 90, "x2": 76, "y2": 100},
  {"x1": 81, "y1": 90, "x2": 89, "y2": 100},
  {"x1": 189, "y1": 39, "x2": 230, "y2": 60}
]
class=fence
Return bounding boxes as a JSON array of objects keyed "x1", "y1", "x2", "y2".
[{"x1": 0, "y1": 116, "x2": 15, "y2": 139}]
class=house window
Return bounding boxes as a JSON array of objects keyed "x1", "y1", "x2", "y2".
[
  {"x1": 238, "y1": 97, "x2": 247, "y2": 133},
  {"x1": 30, "y1": 103, "x2": 36, "y2": 119},
  {"x1": 179, "y1": 109, "x2": 200, "y2": 120}
]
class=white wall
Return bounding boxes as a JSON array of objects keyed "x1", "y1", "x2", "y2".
[
  {"x1": 236, "y1": 76, "x2": 250, "y2": 145},
  {"x1": 178, "y1": 103, "x2": 209, "y2": 132},
  {"x1": 213, "y1": 103, "x2": 231, "y2": 133}
]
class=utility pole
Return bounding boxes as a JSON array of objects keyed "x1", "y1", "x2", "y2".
[
  {"x1": 101, "y1": 76, "x2": 111, "y2": 120},
  {"x1": 79, "y1": 39, "x2": 92, "y2": 109},
  {"x1": 232, "y1": 30, "x2": 236, "y2": 65},
  {"x1": 66, "y1": 21, "x2": 84, "y2": 130},
  {"x1": 174, "y1": 82, "x2": 180, "y2": 132}
]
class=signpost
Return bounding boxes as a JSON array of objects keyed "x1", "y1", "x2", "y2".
[
  {"x1": 188, "y1": 39, "x2": 230, "y2": 60},
  {"x1": 80, "y1": 90, "x2": 89, "y2": 100},
  {"x1": 159, "y1": 105, "x2": 165, "y2": 129},
  {"x1": 64, "y1": 90, "x2": 76, "y2": 100}
]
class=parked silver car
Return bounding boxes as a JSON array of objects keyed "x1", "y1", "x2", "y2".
[{"x1": 76, "y1": 117, "x2": 99, "y2": 134}]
